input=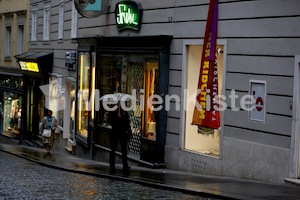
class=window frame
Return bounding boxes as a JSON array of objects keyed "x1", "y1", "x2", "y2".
[
  {"x1": 5, "y1": 26, "x2": 12, "y2": 58},
  {"x1": 18, "y1": 25, "x2": 25, "y2": 54},
  {"x1": 58, "y1": 1, "x2": 64, "y2": 40},
  {"x1": 43, "y1": 5, "x2": 51, "y2": 41},
  {"x1": 180, "y1": 39, "x2": 227, "y2": 159},
  {"x1": 31, "y1": 8, "x2": 38, "y2": 41},
  {"x1": 71, "y1": 2, "x2": 77, "y2": 38}
]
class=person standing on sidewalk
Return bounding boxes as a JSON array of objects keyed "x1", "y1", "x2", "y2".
[
  {"x1": 109, "y1": 102, "x2": 132, "y2": 174},
  {"x1": 16, "y1": 109, "x2": 22, "y2": 144},
  {"x1": 41, "y1": 110, "x2": 57, "y2": 154}
]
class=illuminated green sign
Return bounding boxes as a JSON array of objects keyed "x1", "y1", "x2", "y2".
[
  {"x1": 115, "y1": 1, "x2": 142, "y2": 31},
  {"x1": 19, "y1": 61, "x2": 39, "y2": 72}
]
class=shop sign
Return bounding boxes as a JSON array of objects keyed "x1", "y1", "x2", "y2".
[
  {"x1": 115, "y1": 1, "x2": 142, "y2": 31},
  {"x1": 74, "y1": 0, "x2": 110, "y2": 18},
  {"x1": 192, "y1": 0, "x2": 220, "y2": 129},
  {"x1": 65, "y1": 51, "x2": 77, "y2": 71},
  {"x1": 19, "y1": 61, "x2": 39, "y2": 72}
]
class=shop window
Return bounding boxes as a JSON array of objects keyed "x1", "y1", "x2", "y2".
[
  {"x1": 77, "y1": 52, "x2": 95, "y2": 138},
  {"x1": 97, "y1": 56, "x2": 159, "y2": 145},
  {"x1": 69, "y1": 83, "x2": 76, "y2": 140},
  {"x1": 97, "y1": 56, "x2": 123, "y2": 129},
  {"x1": 0, "y1": 92, "x2": 22, "y2": 137},
  {"x1": 127, "y1": 62, "x2": 159, "y2": 141},
  {"x1": 184, "y1": 45, "x2": 224, "y2": 157},
  {"x1": 0, "y1": 75, "x2": 23, "y2": 90},
  {"x1": 144, "y1": 62, "x2": 159, "y2": 140}
]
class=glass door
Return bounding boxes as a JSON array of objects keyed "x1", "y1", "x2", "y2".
[{"x1": 127, "y1": 57, "x2": 159, "y2": 157}]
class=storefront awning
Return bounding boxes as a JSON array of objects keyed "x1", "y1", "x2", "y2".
[
  {"x1": 76, "y1": 35, "x2": 173, "y2": 53},
  {"x1": 15, "y1": 51, "x2": 53, "y2": 76},
  {"x1": 15, "y1": 51, "x2": 53, "y2": 62}
]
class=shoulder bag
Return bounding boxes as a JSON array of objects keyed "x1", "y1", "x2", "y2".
[{"x1": 42, "y1": 129, "x2": 51, "y2": 138}]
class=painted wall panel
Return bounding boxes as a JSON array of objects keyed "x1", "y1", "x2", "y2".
[
  {"x1": 167, "y1": 117, "x2": 180, "y2": 134},
  {"x1": 142, "y1": 9, "x2": 175, "y2": 24},
  {"x1": 224, "y1": 91, "x2": 292, "y2": 116},
  {"x1": 169, "y1": 70, "x2": 182, "y2": 87},
  {"x1": 224, "y1": 126, "x2": 291, "y2": 149},
  {"x1": 226, "y1": 73, "x2": 294, "y2": 96},
  {"x1": 227, "y1": 56, "x2": 294, "y2": 76},
  {"x1": 220, "y1": 17, "x2": 300, "y2": 38},
  {"x1": 167, "y1": 102, "x2": 181, "y2": 119},
  {"x1": 169, "y1": 55, "x2": 182, "y2": 70},
  {"x1": 166, "y1": 133, "x2": 180, "y2": 147},
  {"x1": 224, "y1": 109, "x2": 292, "y2": 136},
  {"x1": 219, "y1": 0, "x2": 300, "y2": 19},
  {"x1": 227, "y1": 38, "x2": 300, "y2": 56}
]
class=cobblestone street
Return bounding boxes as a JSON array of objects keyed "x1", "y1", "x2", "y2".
[{"x1": 0, "y1": 152, "x2": 217, "y2": 200}]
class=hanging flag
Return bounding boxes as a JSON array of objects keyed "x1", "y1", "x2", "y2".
[{"x1": 192, "y1": 0, "x2": 220, "y2": 129}]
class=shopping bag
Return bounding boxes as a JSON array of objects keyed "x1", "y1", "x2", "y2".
[{"x1": 42, "y1": 129, "x2": 51, "y2": 138}]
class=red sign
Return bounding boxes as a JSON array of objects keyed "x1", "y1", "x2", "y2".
[{"x1": 192, "y1": 0, "x2": 220, "y2": 129}]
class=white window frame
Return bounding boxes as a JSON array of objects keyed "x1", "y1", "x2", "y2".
[
  {"x1": 5, "y1": 26, "x2": 12, "y2": 58},
  {"x1": 31, "y1": 8, "x2": 37, "y2": 41},
  {"x1": 43, "y1": 5, "x2": 51, "y2": 41},
  {"x1": 58, "y1": 1, "x2": 64, "y2": 39},
  {"x1": 71, "y1": 2, "x2": 77, "y2": 38},
  {"x1": 180, "y1": 39, "x2": 227, "y2": 159},
  {"x1": 291, "y1": 55, "x2": 300, "y2": 179}
]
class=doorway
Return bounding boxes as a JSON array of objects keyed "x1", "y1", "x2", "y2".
[{"x1": 126, "y1": 59, "x2": 159, "y2": 157}]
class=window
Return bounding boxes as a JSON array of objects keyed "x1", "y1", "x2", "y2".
[
  {"x1": 18, "y1": 25, "x2": 25, "y2": 54},
  {"x1": 77, "y1": 53, "x2": 95, "y2": 138},
  {"x1": 96, "y1": 56, "x2": 159, "y2": 142},
  {"x1": 43, "y1": 6, "x2": 50, "y2": 41},
  {"x1": 58, "y1": 2, "x2": 64, "y2": 39},
  {"x1": 71, "y1": 2, "x2": 77, "y2": 38},
  {"x1": 5, "y1": 26, "x2": 12, "y2": 58},
  {"x1": 183, "y1": 44, "x2": 225, "y2": 157},
  {"x1": 31, "y1": 9, "x2": 37, "y2": 41}
]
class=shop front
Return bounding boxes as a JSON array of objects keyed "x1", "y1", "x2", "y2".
[
  {"x1": 75, "y1": 36, "x2": 172, "y2": 166},
  {"x1": 12, "y1": 51, "x2": 53, "y2": 142},
  {"x1": 0, "y1": 72, "x2": 23, "y2": 139}
]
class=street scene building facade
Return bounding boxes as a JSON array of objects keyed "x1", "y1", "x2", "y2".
[
  {"x1": 0, "y1": 0, "x2": 50, "y2": 142},
  {"x1": 2, "y1": 0, "x2": 298, "y2": 184}
]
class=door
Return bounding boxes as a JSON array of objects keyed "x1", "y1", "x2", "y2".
[{"x1": 126, "y1": 53, "x2": 170, "y2": 164}]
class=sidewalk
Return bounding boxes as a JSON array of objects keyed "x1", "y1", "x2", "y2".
[{"x1": 1, "y1": 136, "x2": 300, "y2": 200}]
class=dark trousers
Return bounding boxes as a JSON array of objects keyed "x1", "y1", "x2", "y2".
[{"x1": 109, "y1": 133, "x2": 128, "y2": 170}]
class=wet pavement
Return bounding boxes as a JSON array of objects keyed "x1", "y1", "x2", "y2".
[
  {"x1": 1, "y1": 135, "x2": 300, "y2": 199},
  {"x1": 0, "y1": 151, "x2": 213, "y2": 200}
]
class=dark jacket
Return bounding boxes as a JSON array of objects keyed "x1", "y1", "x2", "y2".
[{"x1": 110, "y1": 108, "x2": 132, "y2": 139}]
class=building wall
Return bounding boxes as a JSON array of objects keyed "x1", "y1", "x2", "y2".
[
  {"x1": 76, "y1": 0, "x2": 300, "y2": 183},
  {"x1": 29, "y1": 0, "x2": 77, "y2": 153},
  {"x1": 29, "y1": 0, "x2": 77, "y2": 76},
  {"x1": 0, "y1": 0, "x2": 30, "y2": 67},
  {"x1": 27, "y1": 0, "x2": 300, "y2": 183}
]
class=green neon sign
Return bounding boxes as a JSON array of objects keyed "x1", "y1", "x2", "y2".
[{"x1": 115, "y1": 1, "x2": 142, "y2": 31}]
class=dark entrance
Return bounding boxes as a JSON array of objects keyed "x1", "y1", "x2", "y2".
[
  {"x1": 76, "y1": 36, "x2": 172, "y2": 166},
  {"x1": 14, "y1": 51, "x2": 53, "y2": 141}
]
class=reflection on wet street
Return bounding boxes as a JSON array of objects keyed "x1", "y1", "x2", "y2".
[{"x1": 0, "y1": 152, "x2": 218, "y2": 200}]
